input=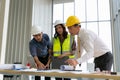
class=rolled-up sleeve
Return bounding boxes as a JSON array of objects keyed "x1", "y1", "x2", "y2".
[
  {"x1": 29, "y1": 42, "x2": 37, "y2": 57},
  {"x1": 44, "y1": 34, "x2": 52, "y2": 49}
]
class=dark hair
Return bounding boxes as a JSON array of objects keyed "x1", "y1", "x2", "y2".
[
  {"x1": 73, "y1": 24, "x2": 81, "y2": 28},
  {"x1": 54, "y1": 24, "x2": 68, "y2": 39}
]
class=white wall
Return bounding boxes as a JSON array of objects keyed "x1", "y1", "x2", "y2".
[
  {"x1": 0, "y1": 0, "x2": 5, "y2": 63},
  {"x1": 32, "y1": 0, "x2": 53, "y2": 38}
]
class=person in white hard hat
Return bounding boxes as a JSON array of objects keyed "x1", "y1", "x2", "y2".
[
  {"x1": 29, "y1": 25, "x2": 52, "y2": 80},
  {"x1": 51, "y1": 20, "x2": 76, "y2": 80}
]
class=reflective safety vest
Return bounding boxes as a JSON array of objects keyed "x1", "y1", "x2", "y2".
[{"x1": 53, "y1": 34, "x2": 74, "y2": 58}]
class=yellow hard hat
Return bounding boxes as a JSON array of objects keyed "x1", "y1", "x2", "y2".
[{"x1": 66, "y1": 16, "x2": 80, "y2": 27}]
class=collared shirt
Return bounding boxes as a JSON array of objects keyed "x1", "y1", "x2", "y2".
[
  {"x1": 76, "y1": 29, "x2": 110, "y2": 64},
  {"x1": 29, "y1": 33, "x2": 52, "y2": 57}
]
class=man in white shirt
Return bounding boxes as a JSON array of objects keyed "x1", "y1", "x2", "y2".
[{"x1": 65, "y1": 15, "x2": 113, "y2": 71}]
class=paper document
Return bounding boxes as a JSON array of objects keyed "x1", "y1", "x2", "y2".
[{"x1": 60, "y1": 65, "x2": 75, "y2": 71}]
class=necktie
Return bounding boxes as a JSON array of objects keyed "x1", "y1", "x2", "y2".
[{"x1": 76, "y1": 36, "x2": 81, "y2": 58}]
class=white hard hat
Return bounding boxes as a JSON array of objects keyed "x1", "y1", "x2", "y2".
[
  {"x1": 54, "y1": 20, "x2": 64, "y2": 27},
  {"x1": 31, "y1": 25, "x2": 43, "y2": 35}
]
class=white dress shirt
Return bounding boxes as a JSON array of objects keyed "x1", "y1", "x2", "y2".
[{"x1": 76, "y1": 29, "x2": 110, "y2": 64}]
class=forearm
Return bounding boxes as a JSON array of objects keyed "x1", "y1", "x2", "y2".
[
  {"x1": 33, "y1": 56, "x2": 41, "y2": 65},
  {"x1": 62, "y1": 52, "x2": 73, "y2": 57},
  {"x1": 76, "y1": 51, "x2": 94, "y2": 64},
  {"x1": 47, "y1": 49, "x2": 52, "y2": 64},
  {"x1": 70, "y1": 50, "x2": 76, "y2": 55},
  {"x1": 47, "y1": 58, "x2": 51, "y2": 65}
]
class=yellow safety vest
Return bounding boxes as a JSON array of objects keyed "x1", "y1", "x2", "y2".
[{"x1": 53, "y1": 35, "x2": 74, "y2": 58}]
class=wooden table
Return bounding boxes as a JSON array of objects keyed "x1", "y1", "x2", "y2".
[{"x1": 0, "y1": 69, "x2": 120, "y2": 80}]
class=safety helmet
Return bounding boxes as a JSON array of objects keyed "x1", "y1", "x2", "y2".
[
  {"x1": 66, "y1": 16, "x2": 80, "y2": 27},
  {"x1": 54, "y1": 20, "x2": 64, "y2": 27},
  {"x1": 31, "y1": 25, "x2": 43, "y2": 35}
]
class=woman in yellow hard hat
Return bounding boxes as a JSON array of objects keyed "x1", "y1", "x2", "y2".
[{"x1": 65, "y1": 16, "x2": 113, "y2": 72}]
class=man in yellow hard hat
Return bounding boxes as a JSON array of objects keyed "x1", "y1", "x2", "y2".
[{"x1": 65, "y1": 15, "x2": 113, "y2": 72}]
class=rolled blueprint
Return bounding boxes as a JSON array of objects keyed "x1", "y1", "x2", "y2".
[
  {"x1": 0, "y1": 64, "x2": 26, "y2": 70},
  {"x1": 0, "y1": 64, "x2": 14, "y2": 69},
  {"x1": 13, "y1": 64, "x2": 26, "y2": 70},
  {"x1": 60, "y1": 65, "x2": 75, "y2": 71}
]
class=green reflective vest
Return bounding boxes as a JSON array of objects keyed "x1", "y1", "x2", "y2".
[{"x1": 53, "y1": 34, "x2": 74, "y2": 58}]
